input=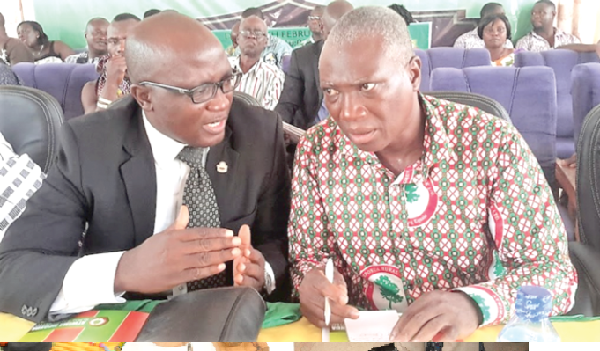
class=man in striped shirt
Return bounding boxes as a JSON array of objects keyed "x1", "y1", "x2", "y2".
[{"x1": 229, "y1": 15, "x2": 285, "y2": 110}]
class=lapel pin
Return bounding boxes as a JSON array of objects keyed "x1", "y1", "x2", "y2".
[{"x1": 217, "y1": 161, "x2": 228, "y2": 173}]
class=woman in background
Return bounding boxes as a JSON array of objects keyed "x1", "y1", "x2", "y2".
[
  {"x1": 17, "y1": 21, "x2": 74, "y2": 63},
  {"x1": 478, "y1": 14, "x2": 522, "y2": 67}
]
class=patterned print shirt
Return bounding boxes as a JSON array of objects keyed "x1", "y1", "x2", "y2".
[
  {"x1": 516, "y1": 28, "x2": 580, "y2": 52},
  {"x1": 288, "y1": 95, "x2": 577, "y2": 326},
  {"x1": 0, "y1": 133, "x2": 45, "y2": 241},
  {"x1": 229, "y1": 56, "x2": 285, "y2": 110},
  {"x1": 233, "y1": 34, "x2": 293, "y2": 69}
]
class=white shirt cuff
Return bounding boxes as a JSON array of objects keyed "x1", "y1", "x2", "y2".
[
  {"x1": 49, "y1": 251, "x2": 126, "y2": 314},
  {"x1": 264, "y1": 260, "x2": 276, "y2": 295}
]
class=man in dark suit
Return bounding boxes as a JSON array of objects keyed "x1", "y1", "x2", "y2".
[
  {"x1": 0, "y1": 11, "x2": 290, "y2": 323},
  {"x1": 275, "y1": 0, "x2": 354, "y2": 132}
]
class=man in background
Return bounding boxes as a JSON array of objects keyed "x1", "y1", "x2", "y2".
[
  {"x1": 65, "y1": 18, "x2": 109, "y2": 65},
  {"x1": 296, "y1": 5, "x2": 325, "y2": 48},
  {"x1": 233, "y1": 7, "x2": 292, "y2": 69},
  {"x1": 0, "y1": 12, "x2": 34, "y2": 65},
  {"x1": 226, "y1": 22, "x2": 240, "y2": 56},
  {"x1": 454, "y1": 3, "x2": 513, "y2": 49},
  {"x1": 229, "y1": 15, "x2": 284, "y2": 110}
]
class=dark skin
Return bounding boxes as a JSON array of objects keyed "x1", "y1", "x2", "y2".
[
  {"x1": 482, "y1": 19, "x2": 514, "y2": 61},
  {"x1": 531, "y1": 3, "x2": 556, "y2": 47},
  {"x1": 237, "y1": 16, "x2": 268, "y2": 73},
  {"x1": 115, "y1": 12, "x2": 265, "y2": 293},
  {"x1": 17, "y1": 23, "x2": 74, "y2": 61},
  {"x1": 81, "y1": 18, "x2": 138, "y2": 114},
  {"x1": 299, "y1": 34, "x2": 480, "y2": 341},
  {"x1": 85, "y1": 18, "x2": 109, "y2": 59},
  {"x1": 307, "y1": 7, "x2": 324, "y2": 41},
  {"x1": 230, "y1": 22, "x2": 240, "y2": 49}
]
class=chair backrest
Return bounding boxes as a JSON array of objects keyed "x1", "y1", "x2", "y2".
[
  {"x1": 233, "y1": 91, "x2": 261, "y2": 106},
  {"x1": 281, "y1": 55, "x2": 292, "y2": 74},
  {"x1": 576, "y1": 104, "x2": 600, "y2": 249},
  {"x1": 430, "y1": 66, "x2": 558, "y2": 190},
  {"x1": 515, "y1": 49, "x2": 600, "y2": 158},
  {"x1": 11, "y1": 62, "x2": 99, "y2": 120},
  {"x1": 0, "y1": 85, "x2": 64, "y2": 172},
  {"x1": 572, "y1": 62, "x2": 600, "y2": 148},
  {"x1": 424, "y1": 91, "x2": 511, "y2": 124},
  {"x1": 418, "y1": 48, "x2": 491, "y2": 92}
]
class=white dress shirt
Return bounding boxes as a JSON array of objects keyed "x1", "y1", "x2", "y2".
[{"x1": 49, "y1": 113, "x2": 274, "y2": 314}]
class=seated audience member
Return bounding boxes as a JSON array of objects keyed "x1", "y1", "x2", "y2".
[
  {"x1": 225, "y1": 22, "x2": 240, "y2": 56},
  {"x1": 388, "y1": 4, "x2": 415, "y2": 26},
  {"x1": 81, "y1": 13, "x2": 140, "y2": 114},
  {"x1": 516, "y1": 0, "x2": 587, "y2": 52},
  {"x1": 0, "y1": 11, "x2": 290, "y2": 323},
  {"x1": 454, "y1": 3, "x2": 513, "y2": 49},
  {"x1": 289, "y1": 6, "x2": 576, "y2": 342},
  {"x1": 144, "y1": 9, "x2": 161, "y2": 18},
  {"x1": 17, "y1": 21, "x2": 74, "y2": 63},
  {"x1": 296, "y1": 5, "x2": 325, "y2": 48},
  {"x1": 0, "y1": 61, "x2": 21, "y2": 85},
  {"x1": 479, "y1": 14, "x2": 522, "y2": 66},
  {"x1": 65, "y1": 18, "x2": 109, "y2": 65},
  {"x1": 0, "y1": 12, "x2": 34, "y2": 65},
  {"x1": 229, "y1": 15, "x2": 284, "y2": 110},
  {"x1": 0, "y1": 132, "x2": 45, "y2": 242},
  {"x1": 275, "y1": 0, "x2": 354, "y2": 132},
  {"x1": 233, "y1": 8, "x2": 293, "y2": 69}
]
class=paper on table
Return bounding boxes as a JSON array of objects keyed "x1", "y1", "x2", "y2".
[{"x1": 344, "y1": 311, "x2": 400, "y2": 342}]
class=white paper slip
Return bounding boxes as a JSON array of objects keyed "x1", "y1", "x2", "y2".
[{"x1": 344, "y1": 310, "x2": 400, "y2": 342}]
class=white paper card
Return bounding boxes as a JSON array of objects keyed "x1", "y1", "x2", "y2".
[{"x1": 344, "y1": 311, "x2": 400, "y2": 342}]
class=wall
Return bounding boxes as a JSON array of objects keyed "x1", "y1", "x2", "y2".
[{"x1": 26, "y1": 0, "x2": 541, "y2": 49}]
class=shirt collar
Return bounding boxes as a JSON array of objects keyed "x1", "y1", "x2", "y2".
[
  {"x1": 231, "y1": 56, "x2": 261, "y2": 73},
  {"x1": 142, "y1": 111, "x2": 187, "y2": 165},
  {"x1": 339, "y1": 93, "x2": 450, "y2": 178}
]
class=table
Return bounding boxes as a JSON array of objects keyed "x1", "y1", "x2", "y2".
[
  {"x1": 555, "y1": 160, "x2": 579, "y2": 241},
  {"x1": 3, "y1": 312, "x2": 600, "y2": 342}
]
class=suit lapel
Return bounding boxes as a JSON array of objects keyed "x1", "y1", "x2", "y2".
[
  {"x1": 206, "y1": 126, "x2": 239, "y2": 225},
  {"x1": 314, "y1": 41, "x2": 324, "y2": 102},
  {"x1": 119, "y1": 103, "x2": 157, "y2": 246}
]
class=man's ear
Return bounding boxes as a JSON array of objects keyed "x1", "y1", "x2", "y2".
[
  {"x1": 408, "y1": 55, "x2": 422, "y2": 91},
  {"x1": 130, "y1": 84, "x2": 153, "y2": 111}
]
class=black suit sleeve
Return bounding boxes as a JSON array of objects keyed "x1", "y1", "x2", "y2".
[
  {"x1": 274, "y1": 49, "x2": 305, "y2": 126},
  {"x1": 0, "y1": 122, "x2": 88, "y2": 323},
  {"x1": 251, "y1": 113, "x2": 291, "y2": 300}
]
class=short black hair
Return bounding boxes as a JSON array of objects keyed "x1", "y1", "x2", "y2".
[
  {"x1": 480, "y1": 3, "x2": 503, "y2": 18},
  {"x1": 113, "y1": 13, "x2": 141, "y2": 22},
  {"x1": 388, "y1": 4, "x2": 415, "y2": 26},
  {"x1": 241, "y1": 7, "x2": 264, "y2": 19},
  {"x1": 144, "y1": 9, "x2": 160, "y2": 18},
  {"x1": 478, "y1": 13, "x2": 512, "y2": 41},
  {"x1": 535, "y1": 0, "x2": 556, "y2": 10}
]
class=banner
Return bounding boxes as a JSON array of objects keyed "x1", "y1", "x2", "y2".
[{"x1": 29, "y1": 0, "x2": 540, "y2": 49}]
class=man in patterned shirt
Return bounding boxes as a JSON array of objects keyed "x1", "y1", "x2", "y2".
[
  {"x1": 289, "y1": 6, "x2": 577, "y2": 342},
  {"x1": 515, "y1": 0, "x2": 585, "y2": 53},
  {"x1": 229, "y1": 15, "x2": 284, "y2": 110}
]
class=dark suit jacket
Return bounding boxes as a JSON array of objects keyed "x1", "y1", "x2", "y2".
[
  {"x1": 0, "y1": 96, "x2": 291, "y2": 323},
  {"x1": 275, "y1": 40, "x2": 323, "y2": 130}
]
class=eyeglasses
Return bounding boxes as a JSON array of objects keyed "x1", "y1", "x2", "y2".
[
  {"x1": 483, "y1": 26, "x2": 507, "y2": 35},
  {"x1": 139, "y1": 72, "x2": 242, "y2": 104},
  {"x1": 239, "y1": 30, "x2": 267, "y2": 40},
  {"x1": 307, "y1": 16, "x2": 321, "y2": 20}
]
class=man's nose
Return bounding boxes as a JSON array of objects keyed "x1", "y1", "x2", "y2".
[{"x1": 338, "y1": 93, "x2": 366, "y2": 121}]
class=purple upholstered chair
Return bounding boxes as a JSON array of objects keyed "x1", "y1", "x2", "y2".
[
  {"x1": 572, "y1": 62, "x2": 600, "y2": 149},
  {"x1": 417, "y1": 48, "x2": 491, "y2": 91},
  {"x1": 515, "y1": 49, "x2": 600, "y2": 159},
  {"x1": 430, "y1": 66, "x2": 558, "y2": 193},
  {"x1": 11, "y1": 63, "x2": 99, "y2": 120}
]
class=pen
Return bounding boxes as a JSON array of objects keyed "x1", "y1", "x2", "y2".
[{"x1": 324, "y1": 258, "x2": 334, "y2": 326}]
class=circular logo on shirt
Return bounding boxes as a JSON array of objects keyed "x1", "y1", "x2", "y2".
[
  {"x1": 363, "y1": 265, "x2": 407, "y2": 311},
  {"x1": 88, "y1": 317, "x2": 109, "y2": 326},
  {"x1": 405, "y1": 179, "x2": 438, "y2": 227},
  {"x1": 263, "y1": 53, "x2": 277, "y2": 66}
]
